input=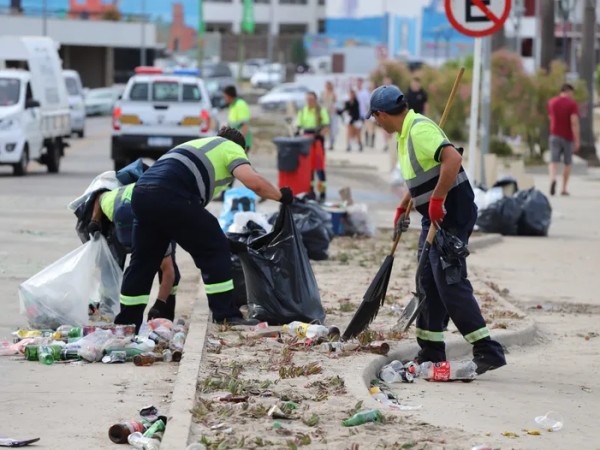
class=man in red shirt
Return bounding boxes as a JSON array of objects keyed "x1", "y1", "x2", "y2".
[{"x1": 547, "y1": 83, "x2": 580, "y2": 196}]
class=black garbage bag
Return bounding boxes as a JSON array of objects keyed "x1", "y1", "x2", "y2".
[
  {"x1": 476, "y1": 197, "x2": 523, "y2": 236},
  {"x1": 270, "y1": 198, "x2": 334, "y2": 261},
  {"x1": 240, "y1": 204, "x2": 325, "y2": 325},
  {"x1": 227, "y1": 221, "x2": 269, "y2": 308},
  {"x1": 514, "y1": 188, "x2": 552, "y2": 236}
]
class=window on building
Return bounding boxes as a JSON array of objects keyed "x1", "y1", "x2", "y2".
[
  {"x1": 279, "y1": 0, "x2": 307, "y2": 4},
  {"x1": 318, "y1": 19, "x2": 326, "y2": 33},
  {"x1": 254, "y1": 0, "x2": 270, "y2": 3},
  {"x1": 206, "y1": 22, "x2": 233, "y2": 33},
  {"x1": 279, "y1": 23, "x2": 308, "y2": 33}
]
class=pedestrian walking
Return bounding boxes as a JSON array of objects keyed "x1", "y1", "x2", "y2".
[
  {"x1": 87, "y1": 183, "x2": 180, "y2": 321},
  {"x1": 405, "y1": 77, "x2": 428, "y2": 115},
  {"x1": 548, "y1": 83, "x2": 580, "y2": 196},
  {"x1": 339, "y1": 89, "x2": 363, "y2": 152},
  {"x1": 367, "y1": 84, "x2": 506, "y2": 374},
  {"x1": 296, "y1": 91, "x2": 330, "y2": 202},
  {"x1": 356, "y1": 78, "x2": 370, "y2": 141},
  {"x1": 114, "y1": 127, "x2": 293, "y2": 332},
  {"x1": 321, "y1": 81, "x2": 338, "y2": 151},
  {"x1": 364, "y1": 81, "x2": 377, "y2": 148},
  {"x1": 381, "y1": 76, "x2": 394, "y2": 152}
]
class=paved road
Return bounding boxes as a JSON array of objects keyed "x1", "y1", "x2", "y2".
[{"x1": 0, "y1": 117, "x2": 199, "y2": 449}]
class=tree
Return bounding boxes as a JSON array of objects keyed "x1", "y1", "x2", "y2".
[
  {"x1": 540, "y1": 0, "x2": 555, "y2": 72},
  {"x1": 578, "y1": 0, "x2": 598, "y2": 165}
]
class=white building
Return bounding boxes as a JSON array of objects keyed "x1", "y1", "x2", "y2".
[{"x1": 204, "y1": 0, "x2": 326, "y2": 35}]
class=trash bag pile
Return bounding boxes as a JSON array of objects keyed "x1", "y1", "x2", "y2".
[
  {"x1": 475, "y1": 178, "x2": 552, "y2": 236},
  {"x1": 240, "y1": 204, "x2": 326, "y2": 325}
]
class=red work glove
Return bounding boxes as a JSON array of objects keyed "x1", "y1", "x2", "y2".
[{"x1": 428, "y1": 197, "x2": 446, "y2": 226}]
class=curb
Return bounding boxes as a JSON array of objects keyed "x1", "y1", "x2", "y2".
[
  {"x1": 469, "y1": 234, "x2": 503, "y2": 251},
  {"x1": 344, "y1": 318, "x2": 539, "y2": 411},
  {"x1": 160, "y1": 295, "x2": 210, "y2": 450}
]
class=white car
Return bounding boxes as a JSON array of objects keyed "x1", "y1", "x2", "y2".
[
  {"x1": 242, "y1": 58, "x2": 269, "y2": 80},
  {"x1": 111, "y1": 67, "x2": 218, "y2": 171},
  {"x1": 250, "y1": 63, "x2": 285, "y2": 89},
  {"x1": 63, "y1": 70, "x2": 86, "y2": 137},
  {"x1": 85, "y1": 87, "x2": 120, "y2": 116},
  {"x1": 258, "y1": 83, "x2": 309, "y2": 111}
]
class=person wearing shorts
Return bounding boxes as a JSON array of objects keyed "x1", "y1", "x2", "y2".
[{"x1": 547, "y1": 83, "x2": 580, "y2": 196}]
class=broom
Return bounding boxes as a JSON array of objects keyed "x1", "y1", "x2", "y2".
[{"x1": 341, "y1": 67, "x2": 465, "y2": 341}]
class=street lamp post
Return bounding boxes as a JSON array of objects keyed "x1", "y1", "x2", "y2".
[
  {"x1": 140, "y1": 0, "x2": 147, "y2": 66},
  {"x1": 267, "y1": 0, "x2": 274, "y2": 62},
  {"x1": 558, "y1": 0, "x2": 576, "y2": 66}
]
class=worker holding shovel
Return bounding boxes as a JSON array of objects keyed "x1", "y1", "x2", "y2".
[{"x1": 367, "y1": 84, "x2": 506, "y2": 375}]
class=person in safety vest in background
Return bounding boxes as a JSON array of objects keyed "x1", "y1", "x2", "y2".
[
  {"x1": 87, "y1": 184, "x2": 180, "y2": 321},
  {"x1": 367, "y1": 85, "x2": 506, "y2": 375},
  {"x1": 224, "y1": 85, "x2": 252, "y2": 152},
  {"x1": 296, "y1": 91, "x2": 329, "y2": 202},
  {"x1": 114, "y1": 126, "x2": 293, "y2": 333}
]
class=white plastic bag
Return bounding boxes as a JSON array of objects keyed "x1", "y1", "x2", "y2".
[
  {"x1": 67, "y1": 170, "x2": 120, "y2": 212},
  {"x1": 227, "y1": 211, "x2": 273, "y2": 234},
  {"x1": 19, "y1": 236, "x2": 122, "y2": 329},
  {"x1": 347, "y1": 203, "x2": 376, "y2": 237}
]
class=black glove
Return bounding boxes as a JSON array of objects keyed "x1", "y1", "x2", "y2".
[
  {"x1": 88, "y1": 221, "x2": 101, "y2": 240},
  {"x1": 279, "y1": 187, "x2": 294, "y2": 205},
  {"x1": 228, "y1": 239, "x2": 248, "y2": 255}
]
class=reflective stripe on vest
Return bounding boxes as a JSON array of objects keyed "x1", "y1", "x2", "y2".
[
  {"x1": 159, "y1": 137, "x2": 226, "y2": 203},
  {"x1": 404, "y1": 118, "x2": 468, "y2": 207}
]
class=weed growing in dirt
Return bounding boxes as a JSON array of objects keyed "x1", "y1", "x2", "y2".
[{"x1": 279, "y1": 362, "x2": 322, "y2": 379}]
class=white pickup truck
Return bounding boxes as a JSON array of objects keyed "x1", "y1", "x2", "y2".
[
  {"x1": 0, "y1": 36, "x2": 71, "y2": 175},
  {"x1": 111, "y1": 67, "x2": 219, "y2": 171}
]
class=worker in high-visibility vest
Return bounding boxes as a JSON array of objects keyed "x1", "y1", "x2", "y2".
[
  {"x1": 114, "y1": 126, "x2": 293, "y2": 332},
  {"x1": 296, "y1": 91, "x2": 329, "y2": 202},
  {"x1": 367, "y1": 84, "x2": 506, "y2": 375}
]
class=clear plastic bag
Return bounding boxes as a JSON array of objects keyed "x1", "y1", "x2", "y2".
[
  {"x1": 18, "y1": 236, "x2": 122, "y2": 329},
  {"x1": 67, "y1": 170, "x2": 119, "y2": 212}
]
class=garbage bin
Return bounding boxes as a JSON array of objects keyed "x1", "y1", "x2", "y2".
[{"x1": 273, "y1": 136, "x2": 313, "y2": 196}]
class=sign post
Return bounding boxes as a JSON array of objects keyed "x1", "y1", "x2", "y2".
[{"x1": 445, "y1": 0, "x2": 511, "y2": 185}]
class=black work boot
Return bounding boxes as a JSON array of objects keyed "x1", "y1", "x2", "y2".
[
  {"x1": 147, "y1": 299, "x2": 173, "y2": 322},
  {"x1": 413, "y1": 348, "x2": 447, "y2": 364},
  {"x1": 473, "y1": 339, "x2": 507, "y2": 375},
  {"x1": 214, "y1": 316, "x2": 259, "y2": 326},
  {"x1": 114, "y1": 304, "x2": 146, "y2": 334}
]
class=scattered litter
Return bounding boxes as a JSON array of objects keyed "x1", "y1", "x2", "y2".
[
  {"x1": 219, "y1": 394, "x2": 249, "y2": 403},
  {"x1": 185, "y1": 444, "x2": 207, "y2": 450},
  {"x1": 267, "y1": 405, "x2": 291, "y2": 420},
  {"x1": 534, "y1": 411, "x2": 563, "y2": 431},
  {"x1": 471, "y1": 446, "x2": 491, "y2": 450},
  {"x1": 109, "y1": 405, "x2": 167, "y2": 445},
  {"x1": 0, "y1": 437, "x2": 40, "y2": 447},
  {"x1": 501, "y1": 431, "x2": 519, "y2": 438},
  {"x1": 581, "y1": 386, "x2": 592, "y2": 393},
  {"x1": 342, "y1": 409, "x2": 383, "y2": 427},
  {"x1": 525, "y1": 429, "x2": 541, "y2": 436}
]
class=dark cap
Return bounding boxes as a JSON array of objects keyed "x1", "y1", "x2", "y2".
[{"x1": 366, "y1": 85, "x2": 405, "y2": 119}]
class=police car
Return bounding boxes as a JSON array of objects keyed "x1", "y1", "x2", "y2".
[{"x1": 111, "y1": 67, "x2": 219, "y2": 171}]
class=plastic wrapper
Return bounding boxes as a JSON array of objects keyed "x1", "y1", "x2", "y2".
[
  {"x1": 227, "y1": 212, "x2": 272, "y2": 234},
  {"x1": 18, "y1": 236, "x2": 122, "y2": 329},
  {"x1": 77, "y1": 329, "x2": 114, "y2": 362},
  {"x1": 67, "y1": 170, "x2": 119, "y2": 212},
  {"x1": 218, "y1": 187, "x2": 257, "y2": 231},
  {"x1": 345, "y1": 203, "x2": 376, "y2": 237},
  {"x1": 240, "y1": 204, "x2": 325, "y2": 325}
]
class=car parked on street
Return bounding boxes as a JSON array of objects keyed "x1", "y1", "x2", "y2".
[
  {"x1": 63, "y1": 70, "x2": 86, "y2": 138},
  {"x1": 84, "y1": 87, "x2": 120, "y2": 116},
  {"x1": 258, "y1": 83, "x2": 309, "y2": 111},
  {"x1": 111, "y1": 67, "x2": 218, "y2": 171},
  {"x1": 250, "y1": 63, "x2": 285, "y2": 89}
]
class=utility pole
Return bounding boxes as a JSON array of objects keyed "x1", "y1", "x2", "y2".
[
  {"x1": 479, "y1": 36, "x2": 492, "y2": 187},
  {"x1": 540, "y1": 0, "x2": 555, "y2": 71},
  {"x1": 578, "y1": 0, "x2": 598, "y2": 165},
  {"x1": 140, "y1": 0, "x2": 146, "y2": 66},
  {"x1": 267, "y1": 0, "x2": 274, "y2": 62},
  {"x1": 42, "y1": 0, "x2": 47, "y2": 36},
  {"x1": 510, "y1": 0, "x2": 524, "y2": 56},
  {"x1": 468, "y1": 38, "x2": 482, "y2": 184},
  {"x1": 558, "y1": 0, "x2": 576, "y2": 67}
]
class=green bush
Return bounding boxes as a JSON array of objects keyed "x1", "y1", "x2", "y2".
[{"x1": 489, "y1": 137, "x2": 513, "y2": 156}]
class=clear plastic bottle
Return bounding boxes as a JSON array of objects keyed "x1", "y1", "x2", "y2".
[
  {"x1": 148, "y1": 318, "x2": 173, "y2": 330},
  {"x1": 127, "y1": 432, "x2": 160, "y2": 450},
  {"x1": 282, "y1": 322, "x2": 330, "y2": 339},
  {"x1": 418, "y1": 360, "x2": 477, "y2": 381},
  {"x1": 138, "y1": 322, "x2": 151, "y2": 338},
  {"x1": 127, "y1": 338, "x2": 156, "y2": 353},
  {"x1": 77, "y1": 329, "x2": 114, "y2": 362},
  {"x1": 318, "y1": 342, "x2": 359, "y2": 353}
]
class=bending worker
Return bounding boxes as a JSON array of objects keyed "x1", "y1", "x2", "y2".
[
  {"x1": 88, "y1": 183, "x2": 180, "y2": 321},
  {"x1": 297, "y1": 91, "x2": 329, "y2": 202},
  {"x1": 367, "y1": 85, "x2": 506, "y2": 375},
  {"x1": 114, "y1": 127, "x2": 293, "y2": 331}
]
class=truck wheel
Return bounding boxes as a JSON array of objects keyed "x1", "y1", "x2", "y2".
[
  {"x1": 12, "y1": 146, "x2": 29, "y2": 176},
  {"x1": 46, "y1": 139, "x2": 61, "y2": 173},
  {"x1": 77, "y1": 129, "x2": 85, "y2": 138}
]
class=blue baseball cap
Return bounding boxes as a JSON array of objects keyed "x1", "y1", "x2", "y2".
[{"x1": 366, "y1": 85, "x2": 405, "y2": 119}]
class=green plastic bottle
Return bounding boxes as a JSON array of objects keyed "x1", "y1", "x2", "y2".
[
  {"x1": 143, "y1": 419, "x2": 165, "y2": 439},
  {"x1": 37, "y1": 346, "x2": 55, "y2": 365},
  {"x1": 104, "y1": 347, "x2": 145, "y2": 359},
  {"x1": 342, "y1": 409, "x2": 383, "y2": 427}
]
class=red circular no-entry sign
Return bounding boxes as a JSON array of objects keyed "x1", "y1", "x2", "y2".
[{"x1": 445, "y1": 0, "x2": 512, "y2": 38}]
